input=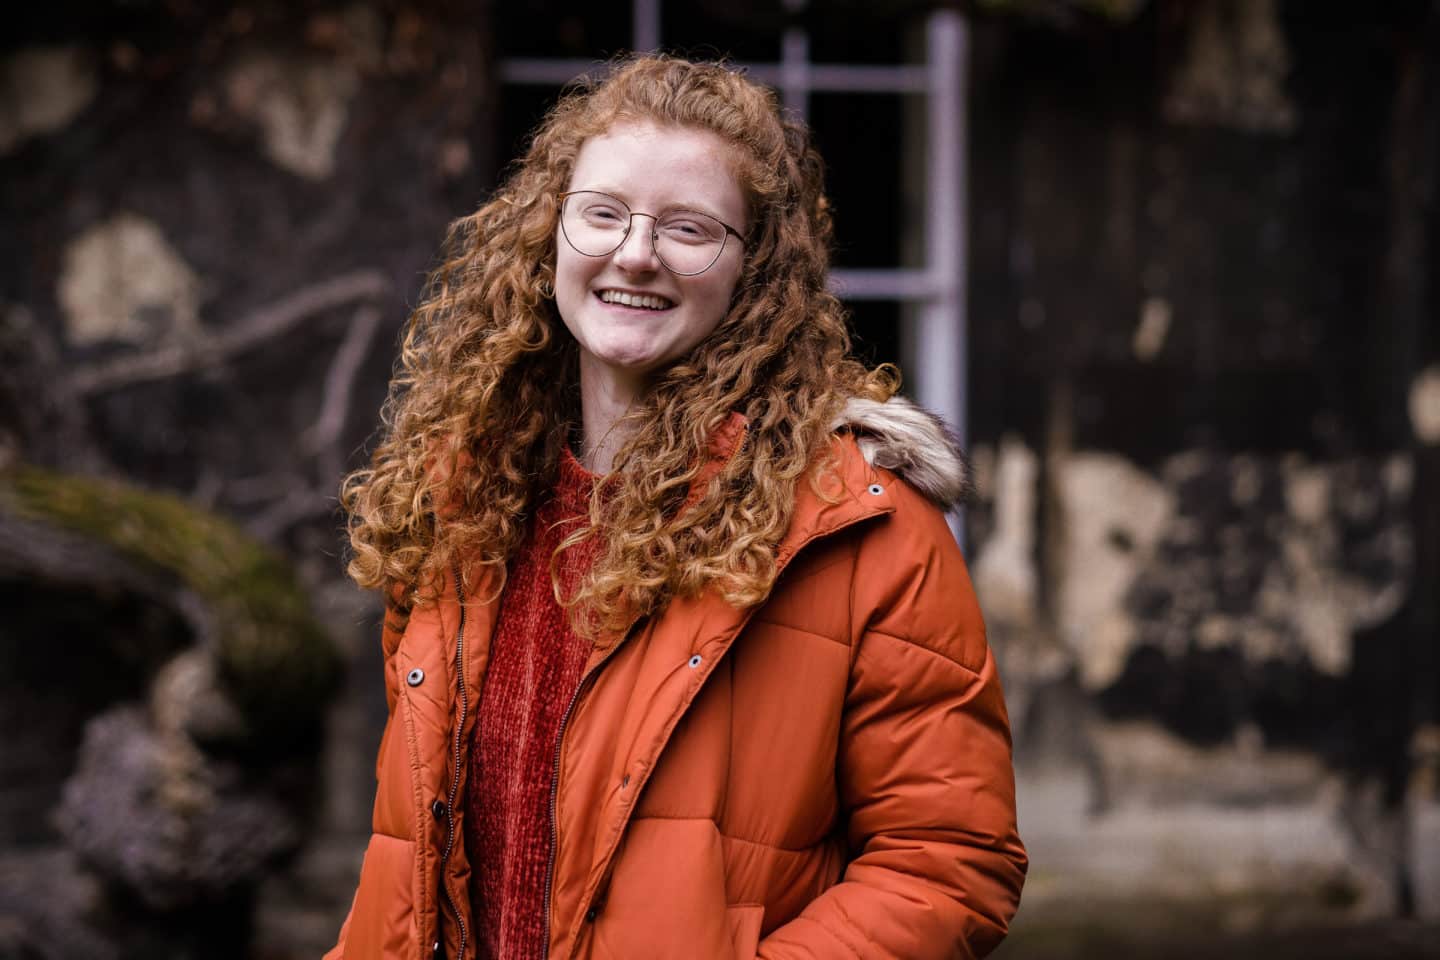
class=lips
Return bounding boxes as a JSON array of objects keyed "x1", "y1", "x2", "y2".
[{"x1": 596, "y1": 288, "x2": 675, "y2": 310}]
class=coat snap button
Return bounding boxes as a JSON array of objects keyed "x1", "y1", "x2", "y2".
[
  {"x1": 620, "y1": 773, "x2": 630, "y2": 788},
  {"x1": 687, "y1": 654, "x2": 702, "y2": 669},
  {"x1": 431, "y1": 799, "x2": 445, "y2": 820},
  {"x1": 585, "y1": 907, "x2": 598, "y2": 922},
  {"x1": 406, "y1": 667, "x2": 425, "y2": 686},
  {"x1": 867, "y1": 483, "x2": 884, "y2": 495}
]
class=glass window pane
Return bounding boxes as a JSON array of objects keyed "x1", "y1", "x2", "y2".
[
  {"x1": 846, "y1": 301, "x2": 904, "y2": 373},
  {"x1": 498, "y1": 0, "x2": 632, "y2": 59},
  {"x1": 662, "y1": 1, "x2": 785, "y2": 61},
  {"x1": 806, "y1": 3, "x2": 918, "y2": 64},
  {"x1": 809, "y1": 93, "x2": 910, "y2": 269},
  {"x1": 498, "y1": 85, "x2": 568, "y2": 168}
]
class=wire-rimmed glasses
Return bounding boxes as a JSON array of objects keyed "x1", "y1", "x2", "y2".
[{"x1": 558, "y1": 190, "x2": 745, "y2": 277}]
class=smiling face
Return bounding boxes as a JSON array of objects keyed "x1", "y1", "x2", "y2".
[{"x1": 554, "y1": 121, "x2": 748, "y2": 394}]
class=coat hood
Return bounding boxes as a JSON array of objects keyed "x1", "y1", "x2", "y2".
[{"x1": 832, "y1": 395, "x2": 971, "y2": 510}]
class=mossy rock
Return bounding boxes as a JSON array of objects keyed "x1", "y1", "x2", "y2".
[{"x1": 0, "y1": 462, "x2": 340, "y2": 739}]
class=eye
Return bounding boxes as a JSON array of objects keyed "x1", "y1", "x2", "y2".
[
  {"x1": 659, "y1": 216, "x2": 721, "y2": 243},
  {"x1": 587, "y1": 207, "x2": 624, "y2": 223},
  {"x1": 579, "y1": 198, "x2": 628, "y2": 225}
]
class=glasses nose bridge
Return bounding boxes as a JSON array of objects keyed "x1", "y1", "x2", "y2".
[
  {"x1": 616, "y1": 208, "x2": 662, "y2": 260},
  {"x1": 624, "y1": 208, "x2": 662, "y2": 236}
]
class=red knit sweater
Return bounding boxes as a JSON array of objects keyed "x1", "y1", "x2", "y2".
[{"x1": 465, "y1": 449, "x2": 602, "y2": 960}]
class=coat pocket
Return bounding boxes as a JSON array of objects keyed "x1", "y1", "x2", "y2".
[
  {"x1": 344, "y1": 833, "x2": 418, "y2": 960},
  {"x1": 725, "y1": 903, "x2": 765, "y2": 960},
  {"x1": 590, "y1": 818, "x2": 740, "y2": 959}
]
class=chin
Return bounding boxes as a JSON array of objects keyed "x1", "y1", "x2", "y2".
[
  {"x1": 579, "y1": 329, "x2": 666, "y2": 369},
  {"x1": 589, "y1": 346, "x2": 666, "y2": 375}
]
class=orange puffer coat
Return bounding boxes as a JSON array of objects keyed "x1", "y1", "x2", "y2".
[{"x1": 326, "y1": 397, "x2": 1027, "y2": 960}]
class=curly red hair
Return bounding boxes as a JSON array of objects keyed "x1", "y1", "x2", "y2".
[{"x1": 341, "y1": 54, "x2": 896, "y2": 632}]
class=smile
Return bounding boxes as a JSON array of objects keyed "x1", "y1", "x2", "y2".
[{"x1": 596, "y1": 289, "x2": 675, "y2": 311}]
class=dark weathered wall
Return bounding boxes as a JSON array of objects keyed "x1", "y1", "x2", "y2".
[
  {"x1": 3, "y1": 2, "x2": 493, "y2": 540},
  {"x1": 964, "y1": 0, "x2": 1440, "y2": 949},
  {"x1": 0, "y1": 2, "x2": 495, "y2": 956}
]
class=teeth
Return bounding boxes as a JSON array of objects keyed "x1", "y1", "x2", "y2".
[{"x1": 599, "y1": 289, "x2": 672, "y2": 310}]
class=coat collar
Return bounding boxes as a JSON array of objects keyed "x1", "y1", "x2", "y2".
[
  {"x1": 700, "y1": 392, "x2": 969, "y2": 558},
  {"x1": 632, "y1": 392, "x2": 968, "y2": 688}
]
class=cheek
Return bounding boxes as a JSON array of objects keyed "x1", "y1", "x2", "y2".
[
  {"x1": 692, "y1": 287, "x2": 730, "y2": 332},
  {"x1": 555, "y1": 237, "x2": 582, "y2": 287},
  {"x1": 554, "y1": 245, "x2": 591, "y2": 316},
  {"x1": 693, "y1": 263, "x2": 742, "y2": 325}
]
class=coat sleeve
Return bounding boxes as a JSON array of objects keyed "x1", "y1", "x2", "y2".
[{"x1": 758, "y1": 488, "x2": 1027, "y2": 959}]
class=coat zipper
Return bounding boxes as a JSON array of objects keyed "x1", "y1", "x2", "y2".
[
  {"x1": 437, "y1": 563, "x2": 469, "y2": 960},
  {"x1": 540, "y1": 618, "x2": 639, "y2": 959}
]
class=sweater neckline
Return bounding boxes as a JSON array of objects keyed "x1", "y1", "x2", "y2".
[{"x1": 553, "y1": 445, "x2": 600, "y2": 515}]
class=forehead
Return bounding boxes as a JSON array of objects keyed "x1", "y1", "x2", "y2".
[{"x1": 567, "y1": 121, "x2": 746, "y2": 222}]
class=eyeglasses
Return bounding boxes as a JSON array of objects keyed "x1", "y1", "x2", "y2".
[{"x1": 557, "y1": 190, "x2": 745, "y2": 277}]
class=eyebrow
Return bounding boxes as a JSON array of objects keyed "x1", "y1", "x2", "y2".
[{"x1": 575, "y1": 186, "x2": 738, "y2": 228}]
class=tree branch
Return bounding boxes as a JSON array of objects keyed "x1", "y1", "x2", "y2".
[
  {"x1": 301, "y1": 302, "x2": 383, "y2": 460},
  {"x1": 62, "y1": 269, "x2": 390, "y2": 396}
]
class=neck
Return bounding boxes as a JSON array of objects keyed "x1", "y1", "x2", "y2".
[{"x1": 576, "y1": 355, "x2": 646, "y2": 474}]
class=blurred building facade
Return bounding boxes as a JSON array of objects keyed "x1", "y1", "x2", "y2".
[
  {"x1": 1, "y1": 1, "x2": 1437, "y2": 957},
  {"x1": 963, "y1": 3, "x2": 1440, "y2": 953}
]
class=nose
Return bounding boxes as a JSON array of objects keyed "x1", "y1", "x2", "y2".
[{"x1": 612, "y1": 214, "x2": 661, "y2": 272}]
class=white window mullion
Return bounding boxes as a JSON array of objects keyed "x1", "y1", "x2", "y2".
[
  {"x1": 781, "y1": 0, "x2": 811, "y2": 120},
  {"x1": 498, "y1": 60, "x2": 927, "y2": 95},
  {"x1": 917, "y1": 9, "x2": 968, "y2": 534},
  {"x1": 829, "y1": 269, "x2": 934, "y2": 300},
  {"x1": 633, "y1": 0, "x2": 661, "y2": 53}
]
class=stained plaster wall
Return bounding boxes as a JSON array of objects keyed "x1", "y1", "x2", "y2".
[{"x1": 965, "y1": 0, "x2": 1440, "y2": 940}]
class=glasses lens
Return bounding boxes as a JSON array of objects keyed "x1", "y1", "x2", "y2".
[
  {"x1": 561, "y1": 192, "x2": 630, "y2": 257},
  {"x1": 654, "y1": 211, "x2": 727, "y2": 276}
]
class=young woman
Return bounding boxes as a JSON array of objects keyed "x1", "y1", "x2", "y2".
[{"x1": 329, "y1": 55, "x2": 1025, "y2": 960}]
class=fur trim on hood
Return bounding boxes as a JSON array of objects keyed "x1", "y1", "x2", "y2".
[{"x1": 832, "y1": 396, "x2": 971, "y2": 510}]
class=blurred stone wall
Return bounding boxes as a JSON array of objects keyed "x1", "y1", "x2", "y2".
[
  {"x1": 0, "y1": 2, "x2": 495, "y2": 956},
  {"x1": 965, "y1": 1, "x2": 1440, "y2": 950}
]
